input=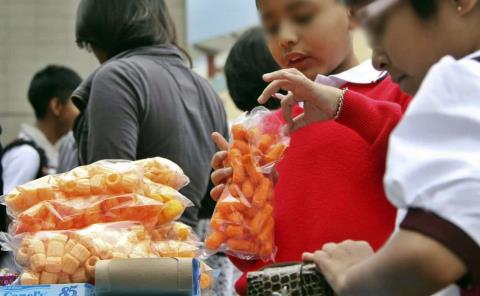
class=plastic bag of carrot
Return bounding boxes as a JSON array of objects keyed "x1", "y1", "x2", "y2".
[{"x1": 205, "y1": 107, "x2": 290, "y2": 261}]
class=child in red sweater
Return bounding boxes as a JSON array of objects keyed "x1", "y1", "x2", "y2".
[{"x1": 210, "y1": 0, "x2": 411, "y2": 294}]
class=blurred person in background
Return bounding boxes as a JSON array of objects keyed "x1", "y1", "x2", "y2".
[
  {"x1": 57, "y1": 131, "x2": 78, "y2": 173},
  {"x1": 73, "y1": 0, "x2": 228, "y2": 229},
  {"x1": 0, "y1": 66, "x2": 80, "y2": 271},
  {"x1": 224, "y1": 27, "x2": 281, "y2": 112},
  {"x1": 1, "y1": 65, "x2": 81, "y2": 194}
]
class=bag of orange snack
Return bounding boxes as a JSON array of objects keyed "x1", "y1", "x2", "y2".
[
  {"x1": 0, "y1": 221, "x2": 203, "y2": 285},
  {"x1": 9, "y1": 183, "x2": 193, "y2": 235},
  {"x1": 2, "y1": 160, "x2": 144, "y2": 216},
  {"x1": 10, "y1": 193, "x2": 168, "y2": 235},
  {"x1": 205, "y1": 107, "x2": 289, "y2": 261},
  {"x1": 134, "y1": 157, "x2": 190, "y2": 190},
  {"x1": 2, "y1": 158, "x2": 191, "y2": 217}
]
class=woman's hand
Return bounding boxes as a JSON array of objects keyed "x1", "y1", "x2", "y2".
[
  {"x1": 258, "y1": 68, "x2": 344, "y2": 132},
  {"x1": 302, "y1": 240, "x2": 374, "y2": 295}
]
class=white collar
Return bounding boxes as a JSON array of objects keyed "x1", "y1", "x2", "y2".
[
  {"x1": 462, "y1": 50, "x2": 480, "y2": 61},
  {"x1": 19, "y1": 123, "x2": 60, "y2": 168},
  {"x1": 314, "y1": 59, "x2": 387, "y2": 88}
]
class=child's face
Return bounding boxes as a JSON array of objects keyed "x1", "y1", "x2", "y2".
[
  {"x1": 258, "y1": 0, "x2": 356, "y2": 80},
  {"x1": 357, "y1": 0, "x2": 473, "y2": 94}
]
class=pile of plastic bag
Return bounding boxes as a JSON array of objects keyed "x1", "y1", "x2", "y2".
[{"x1": 1, "y1": 158, "x2": 212, "y2": 289}]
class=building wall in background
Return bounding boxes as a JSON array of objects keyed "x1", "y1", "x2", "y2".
[
  {"x1": 0, "y1": 0, "x2": 96, "y2": 143},
  {"x1": 0, "y1": 0, "x2": 186, "y2": 143}
]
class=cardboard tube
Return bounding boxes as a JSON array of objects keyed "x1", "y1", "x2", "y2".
[{"x1": 95, "y1": 258, "x2": 199, "y2": 296}]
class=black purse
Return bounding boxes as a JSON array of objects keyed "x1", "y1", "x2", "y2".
[{"x1": 247, "y1": 262, "x2": 334, "y2": 296}]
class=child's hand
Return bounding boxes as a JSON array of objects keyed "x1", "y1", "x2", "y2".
[
  {"x1": 302, "y1": 240, "x2": 374, "y2": 295},
  {"x1": 210, "y1": 132, "x2": 232, "y2": 201},
  {"x1": 209, "y1": 132, "x2": 280, "y2": 201},
  {"x1": 257, "y1": 68, "x2": 344, "y2": 132}
]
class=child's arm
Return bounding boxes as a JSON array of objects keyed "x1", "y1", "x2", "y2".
[
  {"x1": 258, "y1": 68, "x2": 404, "y2": 155},
  {"x1": 303, "y1": 229, "x2": 467, "y2": 296}
]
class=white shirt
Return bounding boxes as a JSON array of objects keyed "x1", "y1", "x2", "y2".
[
  {"x1": 2, "y1": 123, "x2": 61, "y2": 194},
  {"x1": 384, "y1": 50, "x2": 480, "y2": 296}
]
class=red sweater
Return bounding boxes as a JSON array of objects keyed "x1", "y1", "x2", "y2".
[{"x1": 230, "y1": 76, "x2": 412, "y2": 295}]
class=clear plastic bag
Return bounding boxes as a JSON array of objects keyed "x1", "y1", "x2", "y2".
[
  {"x1": 135, "y1": 157, "x2": 190, "y2": 190},
  {"x1": 205, "y1": 107, "x2": 289, "y2": 261},
  {"x1": 10, "y1": 189, "x2": 193, "y2": 235},
  {"x1": 1, "y1": 222, "x2": 203, "y2": 285},
  {"x1": 143, "y1": 181, "x2": 194, "y2": 225},
  {"x1": 151, "y1": 222, "x2": 198, "y2": 242},
  {"x1": 200, "y1": 262, "x2": 214, "y2": 291},
  {"x1": 3, "y1": 160, "x2": 144, "y2": 216},
  {"x1": 2, "y1": 159, "x2": 193, "y2": 234},
  {"x1": 11, "y1": 193, "x2": 168, "y2": 235},
  {"x1": 3, "y1": 158, "x2": 191, "y2": 217}
]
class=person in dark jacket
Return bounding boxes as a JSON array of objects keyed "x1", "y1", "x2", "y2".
[{"x1": 73, "y1": 0, "x2": 229, "y2": 227}]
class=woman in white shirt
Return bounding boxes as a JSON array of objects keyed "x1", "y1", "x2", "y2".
[{"x1": 257, "y1": 0, "x2": 480, "y2": 295}]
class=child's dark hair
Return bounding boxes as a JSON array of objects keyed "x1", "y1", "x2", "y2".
[
  {"x1": 344, "y1": 0, "x2": 438, "y2": 19},
  {"x1": 76, "y1": 0, "x2": 191, "y2": 64},
  {"x1": 225, "y1": 27, "x2": 281, "y2": 112},
  {"x1": 28, "y1": 65, "x2": 82, "y2": 119},
  {"x1": 408, "y1": 0, "x2": 438, "y2": 18}
]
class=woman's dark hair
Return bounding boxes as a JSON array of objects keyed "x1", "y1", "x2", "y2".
[
  {"x1": 76, "y1": 0, "x2": 191, "y2": 63},
  {"x1": 343, "y1": 0, "x2": 438, "y2": 19},
  {"x1": 225, "y1": 27, "x2": 281, "y2": 112}
]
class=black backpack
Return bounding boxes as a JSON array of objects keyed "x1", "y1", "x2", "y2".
[
  {"x1": 0, "y1": 133, "x2": 49, "y2": 269},
  {"x1": 0, "y1": 139, "x2": 48, "y2": 234}
]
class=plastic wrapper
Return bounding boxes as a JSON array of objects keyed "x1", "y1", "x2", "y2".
[
  {"x1": 151, "y1": 222, "x2": 198, "y2": 242},
  {"x1": 0, "y1": 269, "x2": 18, "y2": 286},
  {"x1": 199, "y1": 262, "x2": 214, "y2": 291},
  {"x1": 3, "y1": 160, "x2": 144, "y2": 216},
  {"x1": 205, "y1": 107, "x2": 289, "y2": 261},
  {"x1": 143, "y1": 181, "x2": 194, "y2": 225},
  {"x1": 0, "y1": 222, "x2": 203, "y2": 285},
  {"x1": 135, "y1": 157, "x2": 190, "y2": 190},
  {"x1": 2, "y1": 158, "x2": 191, "y2": 217},
  {"x1": 11, "y1": 190, "x2": 193, "y2": 235}
]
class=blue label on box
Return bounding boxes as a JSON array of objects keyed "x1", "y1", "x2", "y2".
[
  {"x1": 0, "y1": 284, "x2": 94, "y2": 296},
  {"x1": 192, "y1": 258, "x2": 200, "y2": 296}
]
